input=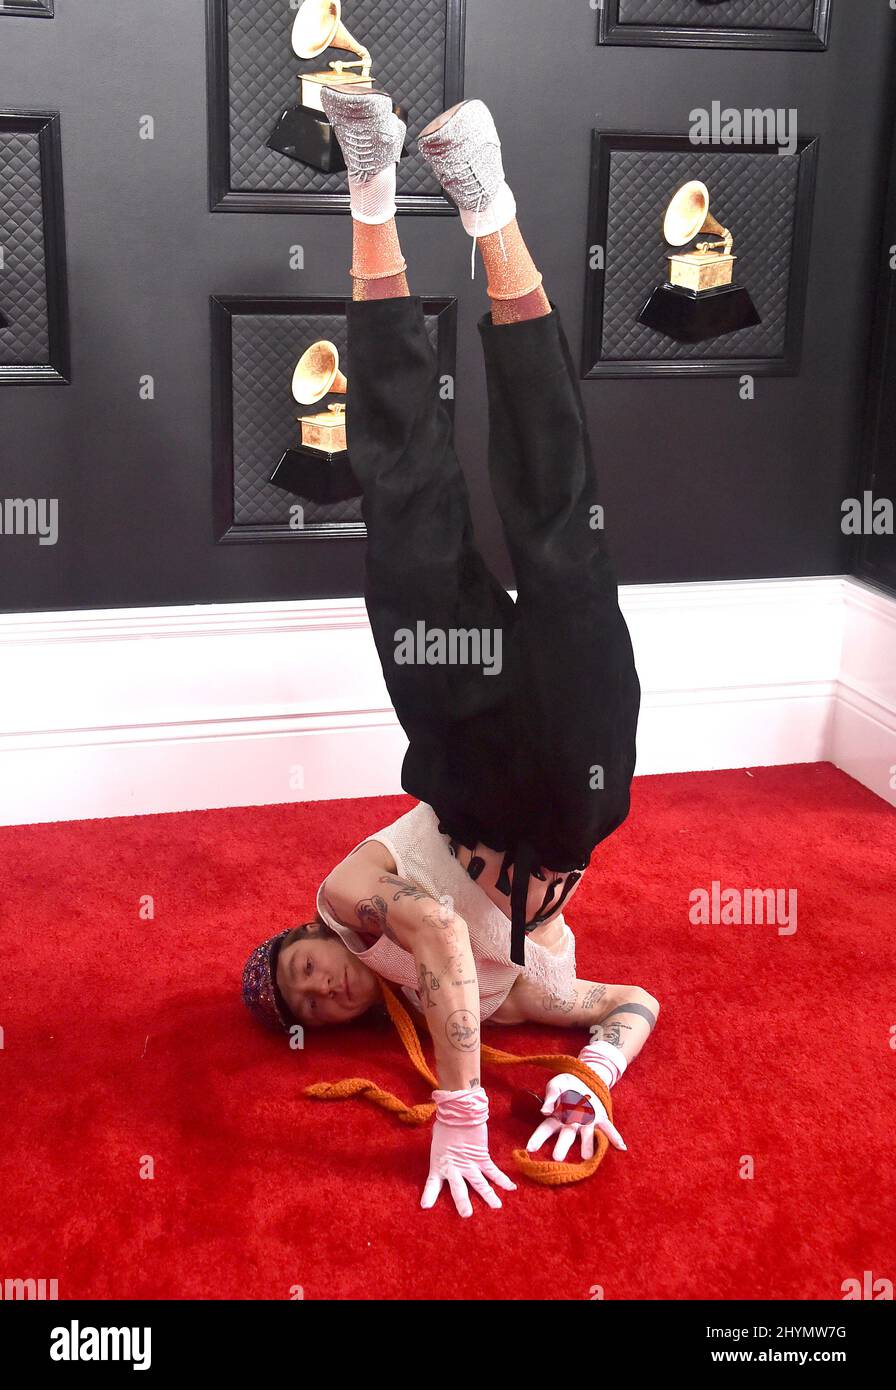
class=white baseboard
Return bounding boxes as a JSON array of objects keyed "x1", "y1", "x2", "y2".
[
  {"x1": 623, "y1": 576, "x2": 844, "y2": 775},
  {"x1": 830, "y1": 581, "x2": 896, "y2": 808},
  {"x1": 0, "y1": 576, "x2": 893, "y2": 825}
]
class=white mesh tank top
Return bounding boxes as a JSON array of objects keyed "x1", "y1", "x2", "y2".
[{"x1": 316, "y1": 801, "x2": 577, "y2": 1020}]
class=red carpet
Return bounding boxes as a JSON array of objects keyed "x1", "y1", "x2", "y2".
[{"x1": 1, "y1": 763, "x2": 893, "y2": 1301}]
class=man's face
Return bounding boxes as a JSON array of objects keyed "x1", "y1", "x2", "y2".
[{"x1": 276, "y1": 927, "x2": 380, "y2": 1027}]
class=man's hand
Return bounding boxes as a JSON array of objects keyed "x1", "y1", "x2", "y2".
[
  {"x1": 526, "y1": 1072, "x2": 626, "y2": 1162},
  {"x1": 421, "y1": 1087, "x2": 516, "y2": 1218}
]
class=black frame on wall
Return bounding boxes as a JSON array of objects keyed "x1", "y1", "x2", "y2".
[
  {"x1": 206, "y1": 0, "x2": 467, "y2": 215},
  {"x1": 0, "y1": 110, "x2": 70, "y2": 386},
  {"x1": 597, "y1": 0, "x2": 832, "y2": 50},
  {"x1": 0, "y1": 1, "x2": 54, "y2": 16},
  {"x1": 581, "y1": 131, "x2": 819, "y2": 380},
  {"x1": 855, "y1": 101, "x2": 896, "y2": 597},
  {"x1": 211, "y1": 294, "x2": 458, "y2": 543}
]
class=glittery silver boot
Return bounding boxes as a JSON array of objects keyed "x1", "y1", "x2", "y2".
[
  {"x1": 320, "y1": 85, "x2": 406, "y2": 182},
  {"x1": 418, "y1": 99, "x2": 515, "y2": 276},
  {"x1": 417, "y1": 99, "x2": 506, "y2": 217}
]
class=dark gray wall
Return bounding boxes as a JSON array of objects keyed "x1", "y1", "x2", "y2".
[{"x1": 1, "y1": 0, "x2": 893, "y2": 612}]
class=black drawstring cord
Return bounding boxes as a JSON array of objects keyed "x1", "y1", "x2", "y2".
[
  {"x1": 528, "y1": 869, "x2": 583, "y2": 929},
  {"x1": 510, "y1": 842, "x2": 538, "y2": 966},
  {"x1": 466, "y1": 855, "x2": 486, "y2": 882},
  {"x1": 438, "y1": 814, "x2": 584, "y2": 966},
  {"x1": 536, "y1": 877, "x2": 561, "y2": 917},
  {"x1": 495, "y1": 849, "x2": 514, "y2": 897}
]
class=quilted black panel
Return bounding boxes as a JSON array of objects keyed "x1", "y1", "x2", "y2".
[
  {"x1": 600, "y1": 148, "x2": 802, "y2": 362},
  {"x1": 229, "y1": 306, "x2": 441, "y2": 530},
  {"x1": 225, "y1": 0, "x2": 450, "y2": 198},
  {"x1": 0, "y1": 1, "x2": 54, "y2": 15},
  {"x1": 617, "y1": 0, "x2": 816, "y2": 29},
  {"x1": 0, "y1": 128, "x2": 50, "y2": 366}
]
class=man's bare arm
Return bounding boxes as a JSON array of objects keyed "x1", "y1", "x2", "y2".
[
  {"x1": 492, "y1": 975, "x2": 659, "y2": 1069},
  {"x1": 323, "y1": 845, "x2": 481, "y2": 1091}
]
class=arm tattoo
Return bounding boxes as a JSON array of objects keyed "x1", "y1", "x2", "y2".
[
  {"x1": 420, "y1": 909, "x2": 466, "y2": 955},
  {"x1": 591, "y1": 1020, "x2": 629, "y2": 1047},
  {"x1": 446, "y1": 1010, "x2": 480, "y2": 1052},
  {"x1": 378, "y1": 874, "x2": 431, "y2": 904},
  {"x1": 354, "y1": 894, "x2": 389, "y2": 934},
  {"x1": 322, "y1": 889, "x2": 342, "y2": 924},
  {"x1": 602, "y1": 1002, "x2": 657, "y2": 1032},
  {"x1": 581, "y1": 984, "x2": 608, "y2": 1010},
  {"x1": 422, "y1": 908, "x2": 455, "y2": 934},
  {"x1": 541, "y1": 991, "x2": 576, "y2": 1014},
  {"x1": 434, "y1": 948, "x2": 476, "y2": 989},
  {"x1": 417, "y1": 962, "x2": 441, "y2": 1009},
  {"x1": 468, "y1": 1077, "x2": 480, "y2": 1089}
]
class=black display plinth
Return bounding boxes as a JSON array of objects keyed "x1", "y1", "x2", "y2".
[
  {"x1": 270, "y1": 446, "x2": 362, "y2": 505},
  {"x1": 267, "y1": 102, "x2": 409, "y2": 173},
  {"x1": 638, "y1": 283, "x2": 761, "y2": 344}
]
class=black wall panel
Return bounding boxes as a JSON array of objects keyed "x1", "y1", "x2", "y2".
[
  {"x1": 600, "y1": 0, "x2": 832, "y2": 50},
  {"x1": 211, "y1": 294, "x2": 455, "y2": 540},
  {"x1": 583, "y1": 133, "x2": 817, "y2": 376},
  {"x1": 0, "y1": 2, "x2": 54, "y2": 17},
  {"x1": 0, "y1": 0, "x2": 893, "y2": 613},
  {"x1": 207, "y1": 0, "x2": 465, "y2": 212},
  {"x1": 0, "y1": 111, "x2": 69, "y2": 383},
  {"x1": 856, "y1": 101, "x2": 896, "y2": 596}
]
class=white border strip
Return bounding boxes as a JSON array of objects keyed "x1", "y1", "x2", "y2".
[{"x1": 0, "y1": 576, "x2": 892, "y2": 825}]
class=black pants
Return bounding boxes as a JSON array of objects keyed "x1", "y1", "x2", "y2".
[{"x1": 346, "y1": 296, "x2": 640, "y2": 961}]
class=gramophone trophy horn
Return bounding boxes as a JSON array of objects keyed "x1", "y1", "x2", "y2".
[
  {"x1": 290, "y1": 341, "x2": 349, "y2": 458},
  {"x1": 270, "y1": 336, "x2": 359, "y2": 499},
  {"x1": 291, "y1": 0, "x2": 372, "y2": 77},
  {"x1": 664, "y1": 180, "x2": 733, "y2": 257},
  {"x1": 291, "y1": 340, "x2": 347, "y2": 405},
  {"x1": 637, "y1": 179, "x2": 761, "y2": 344}
]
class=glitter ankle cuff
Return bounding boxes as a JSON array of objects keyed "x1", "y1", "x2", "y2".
[
  {"x1": 350, "y1": 260, "x2": 408, "y2": 281},
  {"x1": 486, "y1": 271, "x2": 544, "y2": 300}
]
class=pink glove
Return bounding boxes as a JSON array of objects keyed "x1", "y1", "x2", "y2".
[
  {"x1": 421, "y1": 1086, "x2": 517, "y2": 1218},
  {"x1": 527, "y1": 1041, "x2": 628, "y2": 1162}
]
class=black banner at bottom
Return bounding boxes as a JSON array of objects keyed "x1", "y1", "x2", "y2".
[{"x1": 0, "y1": 1298, "x2": 892, "y2": 1375}]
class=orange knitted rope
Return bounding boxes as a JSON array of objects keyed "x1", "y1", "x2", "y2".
[
  {"x1": 304, "y1": 981, "x2": 438, "y2": 1124},
  {"x1": 302, "y1": 982, "x2": 615, "y2": 1187},
  {"x1": 303, "y1": 1078, "x2": 435, "y2": 1126},
  {"x1": 478, "y1": 1039, "x2": 612, "y2": 1186}
]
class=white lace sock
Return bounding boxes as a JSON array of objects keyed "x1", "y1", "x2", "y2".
[
  {"x1": 349, "y1": 164, "x2": 398, "y2": 225},
  {"x1": 458, "y1": 181, "x2": 516, "y2": 278}
]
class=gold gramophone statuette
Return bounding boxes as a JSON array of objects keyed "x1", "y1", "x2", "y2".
[
  {"x1": 637, "y1": 178, "x2": 761, "y2": 344},
  {"x1": 292, "y1": 340, "x2": 348, "y2": 455},
  {"x1": 664, "y1": 180, "x2": 735, "y2": 293},
  {"x1": 292, "y1": 0, "x2": 373, "y2": 113}
]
